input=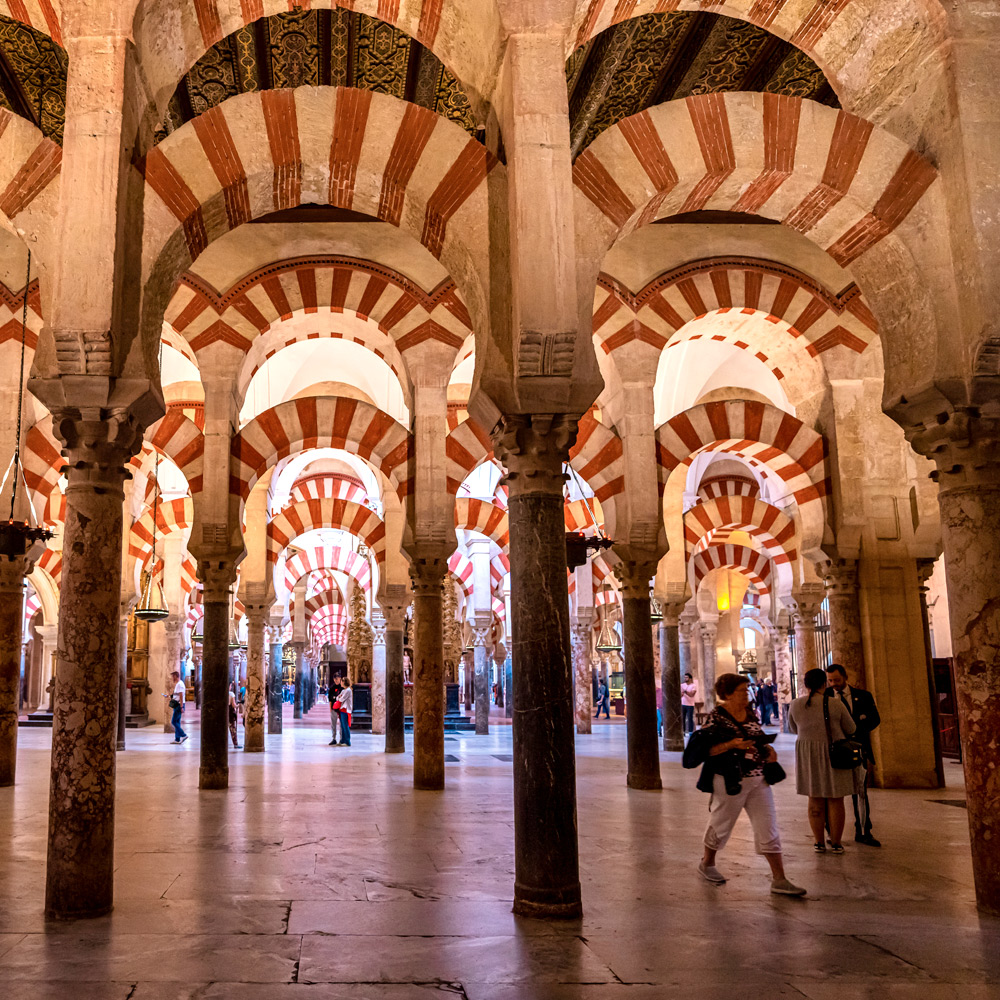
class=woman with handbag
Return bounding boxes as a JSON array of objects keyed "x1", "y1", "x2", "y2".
[
  {"x1": 688, "y1": 672, "x2": 806, "y2": 896},
  {"x1": 788, "y1": 668, "x2": 858, "y2": 854}
]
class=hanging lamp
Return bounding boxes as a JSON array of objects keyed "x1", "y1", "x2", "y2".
[
  {"x1": 649, "y1": 589, "x2": 663, "y2": 623},
  {"x1": 595, "y1": 598, "x2": 622, "y2": 653},
  {"x1": 563, "y1": 462, "x2": 613, "y2": 570},
  {"x1": 135, "y1": 337, "x2": 170, "y2": 622},
  {"x1": 0, "y1": 248, "x2": 53, "y2": 562}
]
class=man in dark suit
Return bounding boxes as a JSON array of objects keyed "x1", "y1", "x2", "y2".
[{"x1": 827, "y1": 663, "x2": 881, "y2": 846}]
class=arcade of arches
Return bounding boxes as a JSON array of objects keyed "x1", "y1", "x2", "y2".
[{"x1": 0, "y1": 0, "x2": 999, "y2": 991}]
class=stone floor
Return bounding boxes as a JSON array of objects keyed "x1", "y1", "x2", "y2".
[{"x1": 0, "y1": 705, "x2": 996, "y2": 999}]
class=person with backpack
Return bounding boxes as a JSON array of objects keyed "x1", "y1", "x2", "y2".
[
  {"x1": 683, "y1": 672, "x2": 805, "y2": 896},
  {"x1": 333, "y1": 678, "x2": 353, "y2": 748}
]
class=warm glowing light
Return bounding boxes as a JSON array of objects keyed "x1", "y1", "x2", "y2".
[{"x1": 717, "y1": 591, "x2": 730, "y2": 612}]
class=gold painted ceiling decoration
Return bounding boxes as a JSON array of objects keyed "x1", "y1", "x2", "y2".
[
  {"x1": 155, "y1": 10, "x2": 478, "y2": 144},
  {"x1": 0, "y1": 16, "x2": 67, "y2": 143},
  {"x1": 567, "y1": 12, "x2": 838, "y2": 157}
]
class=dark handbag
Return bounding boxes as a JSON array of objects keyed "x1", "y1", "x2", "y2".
[
  {"x1": 762, "y1": 761, "x2": 786, "y2": 785},
  {"x1": 168, "y1": 698, "x2": 180, "y2": 710},
  {"x1": 823, "y1": 691, "x2": 864, "y2": 770}
]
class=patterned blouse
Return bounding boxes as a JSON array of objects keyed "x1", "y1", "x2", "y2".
[{"x1": 705, "y1": 706, "x2": 769, "y2": 778}]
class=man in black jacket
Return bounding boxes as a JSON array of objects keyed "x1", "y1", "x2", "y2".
[{"x1": 827, "y1": 663, "x2": 881, "y2": 846}]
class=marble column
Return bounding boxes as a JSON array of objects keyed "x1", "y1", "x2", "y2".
[
  {"x1": 244, "y1": 607, "x2": 266, "y2": 753},
  {"x1": 821, "y1": 560, "x2": 866, "y2": 685},
  {"x1": 463, "y1": 649, "x2": 472, "y2": 711},
  {"x1": 571, "y1": 615, "x2": 593, "y2": 734},
  {"x1": 699, "y1": 619, "x2": 718, "y2": 713},
  {"x1": 492, "y1": 413, "x2": 581, "y2": 919},
  {"x1": 371, "y1": 610, "x2": 387, "y2": 735},
  {"x1": 116, "y1": 608, "x2": 129, "y2": 752},
  {"x1": 790, "y1": 589, "x2": 824, "y2": 678},
  {"x1": 678, "y1": 611, "x2": 695, "y2": 683},
  {"x1": 0, "y1": 550, "x2": 30, "y2": 786},
  {"x1": 45, "y1": 412, "x2": 143, "y2": 919},
  {"x1": 473, "y1": 618, "x2": 491, "y2": 735},
  {"x1": 198, "y1": 562, "x2": 237, "y2": 790},
  {"x1": 410, "y1": 556, "x2": 447, "y2": 789},
  {"x1": 617, "y1": 557, "x2": 661, "y2": 790},
  {"x1": 771, "y1": 624, "x2": 794, "y2": 730},
  {"x1": 916, "y1": 559, "x2": 946, "y2": 789},
  {"x1": 660, "y1": 603, "x2": 685, "y2": 752},
  {"x1": 267, "y1": 630, "x2": 283, "y2": 735},
  {"x1": 384, "y1": 601, "x2": 406, "y2": 754},
  {"x1": 908, "y1": 407, "x2": 1000, "y2": 911},
  {"x1": 293, "y1": 644, "x2": 304, "y2": 719}
]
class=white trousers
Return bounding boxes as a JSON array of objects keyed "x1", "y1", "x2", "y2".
[{"x1": 704, "y1": 774, "x2": 781, "y2": 855}]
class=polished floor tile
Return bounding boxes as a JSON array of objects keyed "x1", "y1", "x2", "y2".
[{"x1": 0, "y1": 707, "x2": 997, "y2": 997}]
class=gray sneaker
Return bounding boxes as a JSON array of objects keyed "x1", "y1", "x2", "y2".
[
  {"x1": 698, "y1": 861, "x2": 726, "y2": 884},
  {"x1": 771, "y1": 878, "x2": 807, "y2": 897}
]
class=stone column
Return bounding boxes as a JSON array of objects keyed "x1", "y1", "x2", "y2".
[
  {"x1": 821, "y1": 560, "x2": 866, "y2": 685},
  {"x1": 660, "y1": 603, "x2": 685, "y2": 752},
  {"x1": 44, "y1": 410, "x2": 145, "y2": 919},
  {"x1": 243, "y1": 606, "x2": 266, "y2": 753},
  {"x1": 293, "y1": 644, "x2": 304, "y2": 720},
  {"x1": 616, "y1": 556, "x2": 661, "y2": 790},
  {"x1": 771, "y1": 624, "x2": 794, "y2": 730},
  {"x1": 571, "y1": 615, "x2": 593, "y2": 734},
  {"x1": 492, "y1": 414, "x2": 581, "y2": 918},
  {"x1": 116, "y1": 606, "x2": 129, "y2": 751},
  {"x1": 463, "y1": 648, "x2": 472, "y2": 711},
  {"x1": 472, "y1": 618, "x2": 491, "y2": 735},
  {"x1": 0, "y1": 550, "x2": 30, "y2": 786},
  {"x1": 678, "y1": 611, "x2": 695, "y2": 682},
  {"x1": 197, "y1": 562, "x2": 237, "y2": 790},
  {"x1": 907, "y1": 407, "x2": 1000, "y2": 910},
  {"x1": 383, "y1": 599, "x2": 406, "y2": 754},
  {"x1": 699, "y1": 619, "x2": 718, "y2": 713},
  {"x1": 371, "y1": 609, "x2": 387, "y2": 735},
  {"x1": 267, "y1": 625, "x2": 283, "y2": 735},
  {"x1": 790, "y1": 589, "x2": 824, "y2": 677},
  {"x1": 410, "y1": 554, "x2": 448, "y2": 789}
]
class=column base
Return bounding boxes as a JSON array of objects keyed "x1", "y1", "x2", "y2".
[
  {"x1": 243, "y1": 745, "x2": 264, "y2": 754},
  {"x1": 199, "y1": 765, "x2": 229, "y2": 789},
  {"x1": 513, "y1": 883, "x2": 583, "y2": 920},
  {"x1": 627, "y1": 773, "x2": 663, "y2": 791},
  {"x1": 115, "y1": 740, "x2": 125, "y2": 752},
  {"x1": 414, "y1": 775, "x2": 444, "y2": 791},
  {"x1": 385, "y1": 744, "x2": 404, "y2": 754},
  {"x1": 663, "y1": 738, "x2": 684, "y2": 752},
  {"x1": 44, "y1": 900, "x2": 113, "y2": 922}
]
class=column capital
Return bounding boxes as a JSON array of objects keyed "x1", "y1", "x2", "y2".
[
  {"x1": 789, "y1": 585, "x2": 825, "y2": 625},
  {"x1": 372, "y1": 612, "x2": 387, "y2": 646},
  {"x1": 916, "y1": 557, "x2": 937, "y2": 589},
  {"x1": 490, "y1": 413, "x2": 578, "y2": 497},
  {"x1": 698, "y1": 618, "x2": 718, "y2": 641},
  {"x1": 0, "y1": 553, "x2": 31, "y2": 593},
  {"x1": 612, "y1": 548, "x2": 660, "y2": 601},
  {"x1": 408, "y1": 547, "x2": 450, "y2": 597},
  {"x1": 661, "y1": 601, "x2": 686, "y2": 628},
  {"x1": 471, "y1": 622, "x2": 492, "y2": 647},
  {"x1": 818, "y1": 557, "x2": 858, "y2": 596},
  {"x1": 900, "y1": 399, "x2": 1000, "y2": 492},
  {"x1": 198, "y1": 559, "x2": 239, "y2": 603}
]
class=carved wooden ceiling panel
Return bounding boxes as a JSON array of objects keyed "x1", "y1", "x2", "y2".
[
  {"x1": 0, "y1": 16, "x2": 67, "y2": 143},
  {"x1": 156, "y1": 10, "x2": 478, "y2": 144},
  {"x1": 567, "y1": 12, "x2": 838, "y2": 157}
]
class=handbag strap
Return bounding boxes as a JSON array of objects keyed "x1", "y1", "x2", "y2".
[{"x1": 822, "y1": 689, "x2": 834, "y2": 746}]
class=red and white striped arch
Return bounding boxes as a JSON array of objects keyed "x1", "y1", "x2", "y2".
[
  {"x1": 564, "y1": 497, "x2": 604, "y2": 534},
  {"x1": 127, "y1": 497, "x2": 195, "y2": 565},
  {"x1": 231, "y1": 397, "x2": 412, "y2": 502},
  {"x1": 282, "y1": 545, "x2": 373, "y2": 598},
  {"x1": 445, "y1": 416, "x2": 494, "y2": 495},
  {"x1": 310, "y1": 606, "x2": 349, "y2": 646},
  {"x1": 0, "y1": 277, "x2": 43, "y2": 359},
  {"x1": 684, "y1": 496, "x2": 796, "y2": 563},
  {"x1": 593, "y1": 257, "x2": 878, "y2": 362},
  {"x1": 267, "y1": 497, "x2": 386, "y2": 567},
  {"x1": 574, "y1": 93, "x2": 937, "y2": 268},
  {"x1": 145, "y1": 407, "x2": 206, "y2": 495},
  {"x1": 289, "y1": 475, "x2": 370, "y2": 508},
  {"x1": 692, "y1": 543, "x2": 773, "y2": 596},
  {"x1": 22, "y1": 419, "x2": 63, "y2": 526},
  {"x1": 698, "y1": 474, "x2": 759, "y2": 503},
  {"x1": 454, "y1": 497, "x2": 509, "y2": 551},
  {"x1": 142, "y1": 87, "x2": 498, "y2": 338},
  {"x1": 0, "y1": 1, "x2": 61, "y2": 42},
  {"x1": 307, "y1": 573, "x2": 344, "y2": 602},
  {"x1": 0, "y1": 108, "x2": 60, "y2": 232},
  {"x1": 448, "y1": 551, "x2": 473, "y2": 603},
  {"x1": 166, "y1": 256, "x2": 472, "y2": 372}
]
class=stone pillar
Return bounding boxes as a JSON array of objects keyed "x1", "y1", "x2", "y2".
[
  {"x1": 116, "y1": 607, "x2": 129, "y2": 752},
  {"x1": 410, "y1": 555, "x2": 448, "y2": 789},
  {"x1": 243, "y1": 606, "x2": 266, "y2": 753},
  {"x1": 571, "y1": 615, "x2": 593, "y2": 734},
  {"x1": 492, "y1": 414, "x2": 581, "y2": 918},
  {"x1": 678, "y1": 611, "x2": 695, "y2": 683},
  {"x1": 267, "y1": 626, "x2": 283, "y2": 735},
  {"x1": 0, "y1": 550, "x2": 30, "y2": 786},
  {"x1": 198, "y1": 562, "x2": 237, "y2": 790},
  {"x1": 371, "y1": 609, "x2": 387, "y2": 735},
  {"x1": 699, "y1": 619, "x2": 718, "y2": 713},
  {"x1": 383, "y1": 599, "x2": 406, "y2": 754},
  {"x1": 772, "y1": 624, "x2": 794, "y2": 729},
  {"x1": 907, "y1": 406, "x2": 1000, "y2": 911},
  {"x1": 616, "y1": 556, "x2": 661, "y2": 790},
  {"x1": 463, "y1": 648, "x2": 472, "y2": 710},
  {"x1": 293, "y1": 644, "x2": 304, "y2": 719},
  {"x1": 660, "y1": 603, "x2": 684, "y2": 752},
  {"x1": 821, "y1": 560, "x2": 865, "y2": 685},
  {"x1": 790, "y1": 589, "x2": 824, "y2": 677},
  {"x1": 44, "y1": 411, "x2": 145, "y2": 919},
  {"x1": 472, "y1": 618, "x2": 491, "y2": 735}
]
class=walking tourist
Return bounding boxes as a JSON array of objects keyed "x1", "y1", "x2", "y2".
[
  {"x1": 594, "y1": 679, "x2": 610, "y2": 719},
  {"x1": 168, "y1": 671, "x2": 188, "y2": 745},
  {"x1": 333, "y1": 678, "x2": 353, "y2": 748},
  {"x1": 681, "y1": 673, "x2": 698, "y2": 734},
  {"x1": 228, "y1": 683, "x2": 241, "y2": 749}
]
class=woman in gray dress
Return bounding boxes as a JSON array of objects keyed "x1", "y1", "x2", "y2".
[{"x1": 788, "y1": 668, "x2": 857, "y2": 854}]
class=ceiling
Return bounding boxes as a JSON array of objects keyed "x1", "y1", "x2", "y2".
[
  {"x1": 566, "y1": 11, "x2": 838, "y2": 157},
  {"x1": 0, "y1": 17, "x2": 67, "y2": 143},
  {"x1": 155, "y1": 10, "x2": 478, "y2": 143}
]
